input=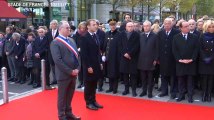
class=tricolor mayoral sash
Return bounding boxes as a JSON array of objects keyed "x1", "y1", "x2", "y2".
[{"x1": 55, "y1": 35, "x2": 79, "y2": 60}]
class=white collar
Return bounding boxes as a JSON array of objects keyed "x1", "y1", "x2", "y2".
[
  {"x1": 182, "y1": 33, "x2": 188, "y2": 36},
  {"x1": 59, "y1": 34, "x2": 68, "y2": 40},
  {"x1": 166, "y1": 29, "x2": 172, "y2": 34},
  {"x1": 88, "y1": 31, "x2": 94, "y2": 36},
  {"x1": 144, "y1": 32, "x2": 150, "y2": 35},
  {"x1": 190, "y1": 31, "x2": 194, "y2": 33}
]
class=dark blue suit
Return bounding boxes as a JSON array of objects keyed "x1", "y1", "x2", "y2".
[{"x1": 81, "y1": 31, "x2": 102, "y2": 105}]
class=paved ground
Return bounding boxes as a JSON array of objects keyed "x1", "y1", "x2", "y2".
[
  {"x1": 76, "y1": 79, "x2": 214, "y2": 107},
  {"x1": 1, "y1": 78, "x2": 214, "y2": 107}
]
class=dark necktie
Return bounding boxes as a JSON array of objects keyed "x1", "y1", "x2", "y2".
[
  {"x1": 145, "y1": 33, "x2": 149, "y2": 38},
  {"x1": 183, "y1": 35, "x2": 187, "y2": 40},
  {"x1": 92, "y1": 34, "x2": 99, "y2": 46},
  {"x1": 166, "y1": 31, "x2": 169, "y2": 37}
]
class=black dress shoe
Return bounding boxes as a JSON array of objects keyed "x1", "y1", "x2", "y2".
[
  {"x1": 93, "y1": 102, "x2": 103, "y2": 108},
  {"x1": 12, "y1": 78, "x2": 18, "y2": 82},
  {"x1": 158, "y1": 93, "x2": 168, "y2": 97},
  {"x1": 86, "y1": 104, "x2": 98, "y2": 110},
  {"x1": 8, "y1": 78, "x2": 14, "y2": 81},
  {"x1": 77, "y1": 84, "x2": 83, "y2": 88},
  {"x1": 113, "y1": 91, "x2": 117, "y2": 94},
  {"x1": 139, "y1": 92, "x2": 147, "y2": 97},
  {"x1": 28, "y1": 81, "x2": 34, "y2": 85},
  {"x1": 132, "y1": 92, "x2": 137, "y2": 97},
  {"x1": 188, "y1": 96, "x2": 193, "y2": 103},
  {"x1": 51, "y1": 81, "x2": 57, "y2": 85},
  {"x1": 170, "y1": 94, "x2": 176, "y2": 99},
  {"x1": 202, "y1": 93, "x2": 207, "y2": 102},
  {"x1": 33, "y1": 83, "x2": 41, "y2": 88},
  {"x1": 177, "y1": 96, "x2": 185, "y2": 102},
  {"x1": 15, "y1": 79, "x2": 21, "y2": 83},
  {"x1": 20, "y1": 80, "x2": 25, "y2": 84},
  {"x1": 67, "y1": 114, "x2": 81, "y2": 120},
  {"x1": 98, "y1": 88, "x2": 103, "y2": 92},
  {"x1": 46, "y1": 86, "x2": 56, "y2": 90},
  {"x1": 122, "y1": 90, "x2": 129, "y2": 95},
  {"x1": 106, "y1": 89, "x2": 113, "y2": 93},
  {"x1": 207, "y1": 94, "x2": 211, "y2": 102},
  {"x1": 148, "y1": 94, "x2": 153, "y2": 98}
]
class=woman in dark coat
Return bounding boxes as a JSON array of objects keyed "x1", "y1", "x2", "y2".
[
  {"x1": 198, "y1": 20, "x2": 214, "y2": 102},
  {"x1": 103, "y1": 19, "x2": 120, "y2": 94}
]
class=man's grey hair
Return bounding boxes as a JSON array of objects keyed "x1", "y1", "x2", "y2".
[
  {"x1": 12, "y1": 32, "x2": 21, "y2": 39},
  {"x1": 143, "y1": 20, "x2": 152, "y2": 26},
  {"x1": 164, "y1": 17, "x2": 173, "y2": 23},
  {"x1": 50, "y1": 19, "x2": 58, "y2": 25},
  {"x1": 58, "y1": 21, "x2": 69, "y2": 30}
]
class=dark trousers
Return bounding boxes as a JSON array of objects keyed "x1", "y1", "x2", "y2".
[
  {"x1": 108, "y1": 78, "x2": 118, "y2": 92},
  {"x1": 123, "y1": 73, "x2": 137, "y2": 93},
  {"x1": 32, "y1": 67, "x2": 41, "y2": 85},
  {"x1": 84, "y1": 80, "x2": 97, "y2": 105},
  {"x1": 201, "y1": 75, "x2": 213, "y2": 94},
  {"x1": 161, "y1": 75, "x2": 178, "y2": 96},
  {"x1": 178, "y1": 75, "x2": 194, "y2": 97},
  {"x1": 7, "y1": 56, "x2": 16, "y2": 79},
  {"x1": 46, "y1": 61, "x2": 56, "y2": 86},
  {"x1": 98, "y1": 78, "x2": 104, "y2": 89},
  {"x1": 78, "y1": 58, "x2": 85, "y2": 86},
  {"x1": 46, "y1": 61, "x2": 51, "y2": 86},
  {"x1": 140, "y1": 70, "x2": 153, "y2": 94},
  {"x1": 15, "y1": 65, "x2": 25, "y2": 81},
  {"x1": 153, "y1": 64, "x2": 160, "y2": 84},
  {"x1": 57, "y1": 78, "x2": 76, "y2": 119}
]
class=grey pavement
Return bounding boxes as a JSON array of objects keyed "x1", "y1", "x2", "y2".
[{"x1": 76, "y1": 79, "x2": 214, "y2": 107}]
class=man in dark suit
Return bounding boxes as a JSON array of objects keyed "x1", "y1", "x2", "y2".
[
  {"x1": 4, "y1": 26, "x2": 15, "y2": 81},
  {"x1": 95, "y1": 20, "x2": 106, "y2": 92},
  {"x1": 32, "y1": 28, "x2": 49, "y2": 88},
  {"x1": 46, "y1": 20, "x2": 59, "y2": 85},
  {"x1": 81, "y1": 19, "x2": 103, "y2": 110},
  {"x1": 157, "y1": 18, "x2": 180, "y2": 99},
  {"x1": 172, "y1": 21, "x2": 199, "y2": 103},
  {"x1": 12, "y1": 33, "x2": 25, "y2": 84},
  {"x1": 188, "y1": 19, "x2": 201, "y2": 38},
  {"x1": 138, "y1": 21, "x2": 158, "y2": 98},
  {"x1": 188, "y1": 19, "x2": 201, "y2": 90},
  {"x1": 50, "y1": 21, "x2": 81, "y2": 120},
  {"x1": 119, "y1": 21, "x2": 140, "y2": 97}
]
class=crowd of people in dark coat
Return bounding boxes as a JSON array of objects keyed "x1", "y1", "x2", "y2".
[{"x1": 0, "y1": 14, "x2": 214, "y2": 104}]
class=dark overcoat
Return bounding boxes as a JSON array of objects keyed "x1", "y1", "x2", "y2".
[
  {"x1": 119, "y1": 31, "x2": 140, "y2": 74},
  {"x1": 172, "y1": 33, "x2": 199, "y2": 76},
  {"x1": 138, "y1": 32, "x2": 158, "y2": 71}
]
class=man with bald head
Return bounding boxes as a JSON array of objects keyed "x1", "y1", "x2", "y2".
[
  {"x1": 157, "y1": 17, "x2": 180, "y2": 99},
  {"x1": 119, "y1": 21, "x2": 140, "y2": 97},
  {"x1": 50, "y1": 21, "x2": 81, "y2": 120},
  {"x1": 188, "y1": 19, "x2": 201, "y2": 38},
  {"x1": 188, "y1": 19, "x2": 201, "y2": 90},
  {"x1": 138, "y1": 20, "x2": 158, "y2": 98},
  {"x1": 32, "y1": 28, "x2": 49, "y2": 88},
  {"x1": 172, "y1": 21, "x2": 199, "y2": 103}
]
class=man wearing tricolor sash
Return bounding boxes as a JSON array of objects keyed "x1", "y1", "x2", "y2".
[{"x1": 50, "y1": 21, "x2": 81, "y2": 120}]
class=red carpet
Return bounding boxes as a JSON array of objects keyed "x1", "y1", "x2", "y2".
[{"x1": 0, "y1": 90, "x2": 214, "y2": 120}]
